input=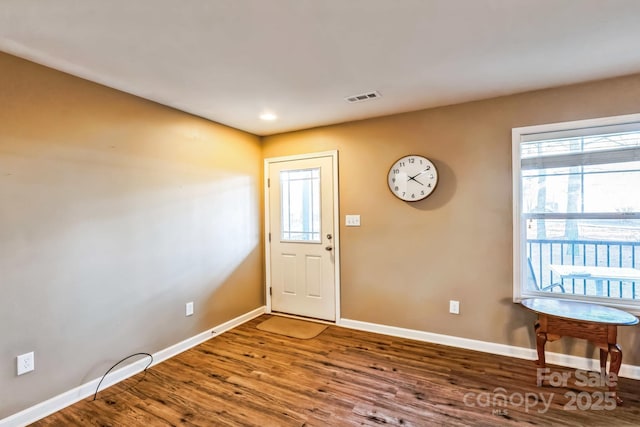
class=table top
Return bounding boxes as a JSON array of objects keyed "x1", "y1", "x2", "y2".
[
  {"x1": 521, "y1": 298, "x2": 639, "y2": 325},
  {"x1": 549, "y1": 264, "x2": 640, "y2": 281}
]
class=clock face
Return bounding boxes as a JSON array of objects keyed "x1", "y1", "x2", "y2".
[{"x1": 387, "y1": 155, "x2": 438, "y2": 201}]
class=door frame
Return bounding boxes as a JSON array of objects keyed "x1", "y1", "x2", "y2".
[{"x1": 264, "y1": 150, "x2": 340, "y2": 322}]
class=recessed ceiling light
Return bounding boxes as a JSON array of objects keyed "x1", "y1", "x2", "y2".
[{"x1": 260, "y1": 112, "x2": 277, "y2": 121}]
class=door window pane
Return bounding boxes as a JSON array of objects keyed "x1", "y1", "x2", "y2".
[{"x1": 280, "y1": 168, "x2": 320, "y2": 242}]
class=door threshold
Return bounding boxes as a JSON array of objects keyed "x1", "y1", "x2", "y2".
[{"x1": 269, "y1": 312, "x2": 335, "y2": 325}]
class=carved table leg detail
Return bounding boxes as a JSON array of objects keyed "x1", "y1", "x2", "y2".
[
  {"x1": 599, "y1": 348, "x2": 608, "y2": 374},
  {"x1": 608, "y1": 344, "x2": 623, "y2": 405},
  {"x1": 535, "y1": 324, "x2": 547, "y2": 367}
]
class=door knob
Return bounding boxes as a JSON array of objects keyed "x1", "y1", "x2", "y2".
[{"x1": 325, "y1": 246, "x2": 333, "y2": 251}]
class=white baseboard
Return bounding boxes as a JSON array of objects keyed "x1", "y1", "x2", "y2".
[
  {"x1": 338, "y1": 318, "x2": 640, "y2": 380},
  {"x1": 1, "y1": 306, "x2": 266, "y2": 427}
]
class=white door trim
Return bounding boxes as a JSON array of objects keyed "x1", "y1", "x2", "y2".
[{"x1": 264, "y1": 150, "x2": 340, "y2": 322}]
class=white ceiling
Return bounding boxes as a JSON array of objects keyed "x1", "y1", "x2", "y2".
[{"x1": 2, "y1": 1, "x2": 640, "y2": 136}]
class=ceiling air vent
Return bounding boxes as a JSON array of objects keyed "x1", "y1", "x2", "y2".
[{"x1": 345, "y1": 91, "x2": 382, "y2": 103}]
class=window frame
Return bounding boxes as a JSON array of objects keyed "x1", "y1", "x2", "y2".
[{"x1": 512, "y1": 112, "x2": 640, "y2": 313}]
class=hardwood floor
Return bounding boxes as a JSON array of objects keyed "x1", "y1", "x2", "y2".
[{"x1": 34, "y1": 315, "x2": 640, "y2": 426}]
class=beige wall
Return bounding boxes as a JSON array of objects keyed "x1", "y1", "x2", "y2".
[
  {"x1": 4, "y1": 48, "x2": 640, "y2": 420},
  {"x1": 263, "y1": 74, "x2": 640, "y2": 364},
  {"x1": 0, "y1": 52, "x2": 264, "y2": 418}
]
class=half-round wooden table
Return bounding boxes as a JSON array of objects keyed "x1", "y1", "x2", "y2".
[{"x1": 521, "y1": 298, "x2": 638, "y2": 405}]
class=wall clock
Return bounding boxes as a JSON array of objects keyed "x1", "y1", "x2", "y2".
[{"x1": 387, "y1": 154, "x2": 438, "y2": 201}]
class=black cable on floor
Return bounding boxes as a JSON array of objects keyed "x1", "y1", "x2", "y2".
[{"x1": 93, "y1": 352, "x2": 153, "y2": 401}]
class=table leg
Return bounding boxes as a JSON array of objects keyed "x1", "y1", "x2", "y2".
[
  {"x1": 599, "y1": 348, "x2": 608, "y2": 374},
  {"x1": 608, "y1": 343, "x2": 623, "y2": 405},
  {"x1": 535, "y1": 320, "x2": 547, "y2": 367}
]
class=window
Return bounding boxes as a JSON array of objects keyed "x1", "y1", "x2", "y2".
[
  {"x1": 513, "y1": 114, "x2": 640, "y2": 311},
  {"x1": 280, "y1": 168, "x2": 321, "y2": 242}
]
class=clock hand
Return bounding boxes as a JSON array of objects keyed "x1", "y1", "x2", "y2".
[
  {"x1": 408, "y1": 168, "x2": 430, "y2": 180},
  {"x1": 408, "y1": 175, "x2": 424, "y2": 185}
]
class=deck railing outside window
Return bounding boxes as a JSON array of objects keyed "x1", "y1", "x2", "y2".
[{"x1": 527, "y1": 239, "x2": 640, "y2": 299}]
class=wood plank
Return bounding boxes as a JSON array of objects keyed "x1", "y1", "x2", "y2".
[{"x1": 32, "y1": 315, "x2": 640, "y2": 426}]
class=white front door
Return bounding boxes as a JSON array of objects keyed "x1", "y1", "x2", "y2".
[{"x1": 266, "y1": 152, "x2": 338, "y2": 321}]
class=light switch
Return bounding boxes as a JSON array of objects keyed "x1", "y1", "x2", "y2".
[{"x1": 346, "y1": 215, "x2": 361, "y2": 226}]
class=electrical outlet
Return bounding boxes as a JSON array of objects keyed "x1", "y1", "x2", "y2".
[
  {"x1": 186, "y1": 301, "x2": 194, "y2": 317},
  {"x1": 17, "y1": 351, "x2": 35, "y2": 375},
  {"x1": 449, "y1": 300, "x2": 460, "y2": 315}
]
